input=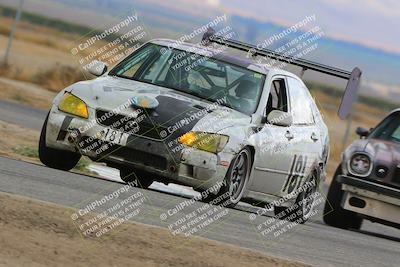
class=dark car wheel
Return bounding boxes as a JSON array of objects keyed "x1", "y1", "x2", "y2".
[
  {"x1": 202, "y1": 147, "x2": 251, "y2": 208},
  {"x1": 323, "y1": 165, "x2": 362, "y2": 230},
  {"x1": 274, "y1": 169, "x2": 319, "y2": 224},
  {"x1": 119, "y1": 168, "x2": 154, "y2": 189},
  {"x1": 39, "y1": 112, "x2": 81, "y2": 171}
]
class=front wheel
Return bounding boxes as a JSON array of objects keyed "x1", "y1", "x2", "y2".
[
  {"x1": 323, "y1": 165, "x2": 362, "y2": 230},
  {"x1": 202, "y1": 147, "x2": 252, "y2": 208},
  {"x1": 39, "y1": 112, "x2": 81, "y2": 171}
]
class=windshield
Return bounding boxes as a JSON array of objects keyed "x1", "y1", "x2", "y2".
[
  {"x1": 109, "y1": 43, "x2": 265, "y2": 115},
  {"x1": 369, "y1": 111, "x2": 400, "y2": 143}
]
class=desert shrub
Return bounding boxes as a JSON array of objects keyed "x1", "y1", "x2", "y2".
[
  {"x1": 306, "y1": 81, "x2": 397, "y2": 112},
  {"x1": 0, "y1": 64, "x2": 28, "y2": 81},
  {"x1": 73, "y1": 157, "x2": 92, "y2": 172},
  {"x1": 12, "y1": 146, "x2": 38, "y2": 158},
  {"x1": 33, "y1": 64, "x2": 86, "y2": 92},
  {"x1": 0, "y1": 24, "x2": 10, "y2": 36}
]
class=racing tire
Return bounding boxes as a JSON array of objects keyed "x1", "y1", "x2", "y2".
[
  {"x1": 274, "y1": 169, "x2": 320, "y2": 224},
  {"x1": 323, "y1": 165, "x2": 362, "y2": 230},
  {"x1": 202, "y1": 147, "x2": 251, "y2": 208},
  {"x1": 119, "y1": 168, "x2": 154, "y2": 189},
  {"x1": 39, "y1": 112, "x2": 81, "y2": 171}
]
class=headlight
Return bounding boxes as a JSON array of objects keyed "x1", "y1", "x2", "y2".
[
  {"x1": 348, "y1": 153, "x2": 372, "y2": 177},
  {"x1": 58, "y1": 93, "x2": 88, "y2": 119},
  {"x1": 178, "y1": 132, "x2": 229, "y2": 153}
]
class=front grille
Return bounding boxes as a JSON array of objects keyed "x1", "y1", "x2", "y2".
[
  {"x1": 111, "y1": 146, "x2": 168, "y2": 170},
  {"x1": 78, "y1": 136, "x2": 115, "y2": 155},
  {"x1": 79, "y1": 136, "x2": 167, "y2": 170},
  {"x1": 96, "y1": 109, "x2": 166, "y2": 140}
]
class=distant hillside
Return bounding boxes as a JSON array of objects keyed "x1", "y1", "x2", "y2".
[
  {"x1": 0, "y1": 5, "x2": 120, "y2": 41},
  {"x1": 228, "y1": 15, "x2": 400, "y2": 85},
  {"x1": 0, "y1": 0, "x2": 399, "y2": 104},
  {"x1": 306, "y1": 82, "x2": 398, "y2": 112},
  {"x1": 41, "y1": 0, "x2": 400, "y2": 85},
  {"x1": 1, "y1": 1, "x2": 399, "y2": 73}
]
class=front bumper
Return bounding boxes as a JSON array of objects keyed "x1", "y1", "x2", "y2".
[
  {"x1": 338, "y1": 175, "x2": 400, "y2": 225},
  {"x1": 46, "y1": 109, "x2": 232, "y2": 190}
]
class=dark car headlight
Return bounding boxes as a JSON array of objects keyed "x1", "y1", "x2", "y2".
[{"x1": 348, "y1": 153, "x2": 372, "y2": 177}]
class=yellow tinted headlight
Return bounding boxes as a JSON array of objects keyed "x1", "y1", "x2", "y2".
[
  {"x1": 58, "y1": 93, "x2": 88, "y2": 119},
  {"x1": 178, "y1": 132, "x2": 229, "y2": 153}
]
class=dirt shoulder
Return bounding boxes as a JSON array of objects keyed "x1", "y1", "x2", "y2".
[
  {"x1": 0, "y1": 77, "x2": 55, "y2": 110},
  {"x1": 0, "y1": 119, "x2": 94, "y2": 175},
  {"x1": 0, "y1": 120, "x2": 40, "y2": 164},
  {"x1": 0, "y1": 192, "x2": 310, "y2": 267}
]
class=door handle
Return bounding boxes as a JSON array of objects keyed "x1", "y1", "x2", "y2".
[
  {"x1": 311, "y1": 132, "x2": 319, "y2": 142},
  {"x1": 285, "y1": 130, "x2": 294, "y2": 140}
]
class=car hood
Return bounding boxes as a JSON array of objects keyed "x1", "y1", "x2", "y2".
[
  {"x1": 69, "y1": 76, "x2": 251, "y2": 133},
  {"x1": 349, "y1": 138, "x2": 400, "y2": 162},
  {"x1": 365, "y1": 139, "x2": 400, "y2": 164}
]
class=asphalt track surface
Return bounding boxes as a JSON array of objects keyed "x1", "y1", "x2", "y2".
[{"x1": 1, "y1": 100, "x2": 400, "y2": 267}]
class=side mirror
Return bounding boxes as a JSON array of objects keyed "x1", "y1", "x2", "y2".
[
  {"x1": 267, "y1": 110, "x2": 293, "y2": 127},
  {"x1": 88, "y1": 60, "x2": 108, "y2": 76},
  {"x1": 356, "y1": 127, "x2": 369, "y2": 138}
]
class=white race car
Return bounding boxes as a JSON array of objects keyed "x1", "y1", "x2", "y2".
[{"x1": 39, "y1": 34, "x2": 358, "y2": 222}]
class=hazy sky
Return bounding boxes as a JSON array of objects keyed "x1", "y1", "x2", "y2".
[
  {"x1": 1, "y1": 0, "x2": 398, "y2": 54},
  {"x1": 207, "y1": 0, "x2": 400, "y2": 54}
]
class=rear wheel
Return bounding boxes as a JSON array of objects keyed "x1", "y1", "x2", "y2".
[
  {"x1": 202, "y1": 147, "x2": 251, "y2": 208},
  {"x1": 274, "y1": 170, "x2": 319, "y2": 224},
  {"x1": 119, "y1": 168, "x2": 154, "y2": 189},
  {"x1": 39, "y1": 112, "x2": 81, "y2": 171},
  {"x1": 323, "y1": 165, "x2": 362, "y2": 230}
]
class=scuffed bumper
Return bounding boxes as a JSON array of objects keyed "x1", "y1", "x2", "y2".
[
  {"x1": 46, "y1": 108, "x2": 231, "y2": 190},
  {"x1": 338, "y1": 175, "x2": 400, "y2": 225}
]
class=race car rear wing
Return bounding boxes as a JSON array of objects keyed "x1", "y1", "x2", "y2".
[{"x1": 202, "y1": 30, "x2": 362, "y2": 119}]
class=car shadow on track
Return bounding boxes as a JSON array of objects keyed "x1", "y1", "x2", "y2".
[
  {"x1": 355, "y1": 229, "x2": 400, "y2": 242},
  {"x1": 312, "y1": 219, "x2": 400, "y2": 242}
]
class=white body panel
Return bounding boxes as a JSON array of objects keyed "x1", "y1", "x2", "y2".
[{"x1": 45, "y1": 39, "x2": 329, "y2": 206}]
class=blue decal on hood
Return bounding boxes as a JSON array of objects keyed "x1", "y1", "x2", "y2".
[{"x1": 131, "y1": 95, "x2": 159, "y2": 109}]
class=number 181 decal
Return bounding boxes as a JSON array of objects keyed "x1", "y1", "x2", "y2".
[{"x1": 282, "y1": 154, "x2": 307, "y2": 194}]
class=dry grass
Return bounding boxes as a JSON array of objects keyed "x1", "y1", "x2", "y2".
[
  {"x1": 0, "y1": 119, "x2": 95, "y2": 176},
  {"x1": 0, "y1": 16, "x2": 100, "y2": 93},
  {"x1": 0, "y1": 16, "x2": 81, "y2": 89},
  {"x1": 311, "y1": 90, "x2": 386, "y2": 181},
  {"x1": 0, "y1": 120, "x2": 40, "y2": 164},
  {"x1": 0, "y1": 76, "x2": 55, "y2": 110},
  {"x1": 0, "y1": 17, "x2": 79, "y2": 52},
  {"x1": 32, "y1": 64, "x2": 86, "y2": 92},
  {"x1": 0, "y1": 62, "x2": 86, "y2": 93},
  {"x1": 0, "y1": 34, "x2": 78, "y2": 84},
  {"x1": 0, "y1": 63, "x2": 27, "y2": 82}
]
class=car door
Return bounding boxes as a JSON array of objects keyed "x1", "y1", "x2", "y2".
[
  {"x1": 250, "y1": 76, "x2": 297, "y2": 196},
  {"x1": 281, "y1": 77, "x2": 321, "y2": 195}
]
